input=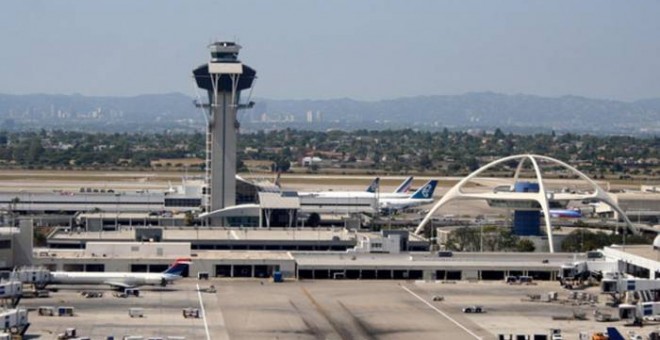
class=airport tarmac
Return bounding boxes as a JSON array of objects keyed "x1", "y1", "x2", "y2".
[
  {"x1": 18, "y1": 279, "x2": 651, "y2": 339},
  {"x1": 0, "y1": 170, "x2": 638, "y2": 193}
]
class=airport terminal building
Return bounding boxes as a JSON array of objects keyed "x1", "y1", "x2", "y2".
[{"x1": 2, "y1": 220, "x2": 655, "y2": 284}]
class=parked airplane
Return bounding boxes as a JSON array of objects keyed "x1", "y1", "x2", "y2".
[
  {"x1": 364, "y1": 177, "x2": 380, "y2": 193},
  {"x1": 364, "y1": 176, "x2": 414, "y2": 195},
  {"x1": 547, "y1": 208, "x2": 583, "y2": 218},
  {"x1": 302, "y1": 177, "x2": 418, "y2": 199},
  {"x1": 379, "y1": 180, "x2": 438, "y2": 213},
  {"x1": 393, "y1": 176, "x2": 414, "y2": 194},
  {"x1": 49, "y1": 258, "x2": 191, "y2": 290},
  {"x1": 605, "y1": 327, "x2": 625, "y2": 340}
]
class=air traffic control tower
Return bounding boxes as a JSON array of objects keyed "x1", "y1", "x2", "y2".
[{"x1": 193, "y1": 42, "x2": 257, "y2": 220}]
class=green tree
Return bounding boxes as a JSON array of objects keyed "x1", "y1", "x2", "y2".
[
  {"x1": 446, "y1": 227, "x2": 480, "y2": 251},
  {"x1": 516, "y1": 239, "x2": 536, "y2": 252},
  {"x1": 498, "y1": 229, "x2": 519, "y2": 251},
  {"x1": 274, "y1": 158, "x2": 291, "y2": 172}
]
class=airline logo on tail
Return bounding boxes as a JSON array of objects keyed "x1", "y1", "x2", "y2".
[
  {"x1": 410, "y1": 180, "x2": 438, "y2": 199},
  {"x1": 606, "y1": 327, "x2": 624, "y2": 340},
  {"x1": 365, "y1": 177, "x2": 380, "y2": 193},
  {"x1": 163, "y1": 258, "x2": 191, "y2": 277},
  {"x1": 394, "y1": 176, "x2": 413, "y2": 194}
]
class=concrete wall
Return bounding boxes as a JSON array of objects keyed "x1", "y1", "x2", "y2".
[
  {"x1": 13, "y1": 220, "x2": 33, "y2": 267},
  {"x1": 209, "y1": 91, "x2": 238, "y2": 219},
  {"x1": 0, "y1": 241, "x2": 12, "y2": 268},
  {"x1": 197, "y1": 260, "x2": 296, "y2": 279},
  {"x1": 298, "y1": 267, "x2": 559, "y2": 281},
  {"x1": 0, "y1": 221, "x2": 34, "y2": 269}
]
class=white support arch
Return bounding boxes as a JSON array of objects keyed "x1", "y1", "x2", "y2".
[{"x1": 414, "y1": 154, "x2": 637, "y2": 253}]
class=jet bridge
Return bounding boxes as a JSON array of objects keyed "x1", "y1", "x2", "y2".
[
  {"x1": 10, "y1": 266, "x2": 51, "y2": 289},
  {"x1": 0, "y1": 280, "x2": 22, "y2": 308},
  {"x1": 0, "y1": 308, "x2": 29, "y2": 336},
  {"x1": 601, "y1": 277, "x2": 660, "y2": 295},
  {"x1": 559, "y1": 259, "x2": 621, "y2": 282},
  {"x1": 601, "y1": 276, "x2": 660, "y2": 305}
]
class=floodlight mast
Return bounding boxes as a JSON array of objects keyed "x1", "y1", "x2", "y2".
[{"x1": 193, "y1": 42, "x2": 257, "y2": 224}]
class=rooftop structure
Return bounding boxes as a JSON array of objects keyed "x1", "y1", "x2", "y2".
[{"x1": 46, "y1": 226, "x2": 430, "y2": 252}]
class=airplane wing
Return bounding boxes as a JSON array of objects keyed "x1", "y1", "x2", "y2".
[{"x1": 105, "y1": 281, "x2": 135, "y2": 289}]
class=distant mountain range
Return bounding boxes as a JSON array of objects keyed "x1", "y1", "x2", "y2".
[{"x1": 0, "y1": 92, "x2": 658, "y2": 135}]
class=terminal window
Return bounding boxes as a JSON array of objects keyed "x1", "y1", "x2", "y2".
[
  {"x1": 0, "y1": 239, "x2": 10, "y2": 249},
  {"x1": 164, "y1": 198, "x2": 201, "y2": 207}
]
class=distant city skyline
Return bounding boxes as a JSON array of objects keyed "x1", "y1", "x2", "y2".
[{"x1": 1, "y1": 1, "x2": 659, "y2": 101}]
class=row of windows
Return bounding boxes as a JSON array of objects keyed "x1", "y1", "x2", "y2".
[
  {"x1": 0, "y1": 200, "x2": 159, "y2": 205},
  {"x1": 164, "y1": 198, "x2": 202, "y2": 207},
  {"x1": 3, "y1": 199, "x2": 203, "y2": 207},
  {"x1": 226, "y1": 216, "x2": 259, "y2": 227},
  {"x1": 48, "y1": 242, "x2": 426, "y2": 252},
  {"x1": 191, "y1": 244, "x2": 350, "y2": 251}
]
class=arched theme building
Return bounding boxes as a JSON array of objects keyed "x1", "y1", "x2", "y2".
[{"x1": 415, "y1": 154, "x2": 636, "y2": 253}]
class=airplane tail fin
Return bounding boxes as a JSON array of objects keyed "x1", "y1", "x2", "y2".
[
  {"x1": 365, "y1": 177, "x2": 380, "y2": 193},
  {"x1": 163, "y1": 258, "x2": 191, "y2": 276},
  {"x1": 606, "y1": 327, "x2": 625, "y2": 340},
  {"x1": 394, "y1": 176, "x2": 413, "y2": 194},
  {"x1": 410, "y1": 180, "x2": 438, "y2": 199}
]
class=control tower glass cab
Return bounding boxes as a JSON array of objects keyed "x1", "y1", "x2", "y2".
[
  {"x1": 209, "y1": 41, "x2": 241, "y2": 62},
  {"x1": 193, "y1": 42, "x2": 256, "y2": 223}
]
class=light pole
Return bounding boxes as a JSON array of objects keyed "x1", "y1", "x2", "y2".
[{"x1": 480, "y1": 222, "x2": 484, "y2": 252}]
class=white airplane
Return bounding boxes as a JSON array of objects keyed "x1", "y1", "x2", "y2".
[
  {"x1": 301, "y1": 176, "x2": 416, "y2": 199},
  {"x1": 49, "y1": 258, "x2": 191, "y2": 290},
  {"x1": 364, "y1": 177, "x2": 381, "y2": 193},
  {"x1": 365, "y1": 176, "x2": 414, "y2": 195},
  {"x1": 546, "y1": 208, "x2": 583, "y2": 219},
  {"x1": 393, "y1": 176, "x2": 414, "y2": 194},
  {"x1": 379, "y1": 180, "x2": 438, "y2": 212}
]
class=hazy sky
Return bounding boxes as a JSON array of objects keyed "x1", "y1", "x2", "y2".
[{"x1": 1, "y1": 1, "x2": 659, "y2": 101}]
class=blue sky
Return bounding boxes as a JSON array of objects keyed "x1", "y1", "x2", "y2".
[{"x1": 1, "y1": 0, "x2": 659, "y2": 101}]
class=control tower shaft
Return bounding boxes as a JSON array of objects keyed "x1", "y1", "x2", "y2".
[{"x1": 193, "y1": 42, "x2": 256, "y2": 219}]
